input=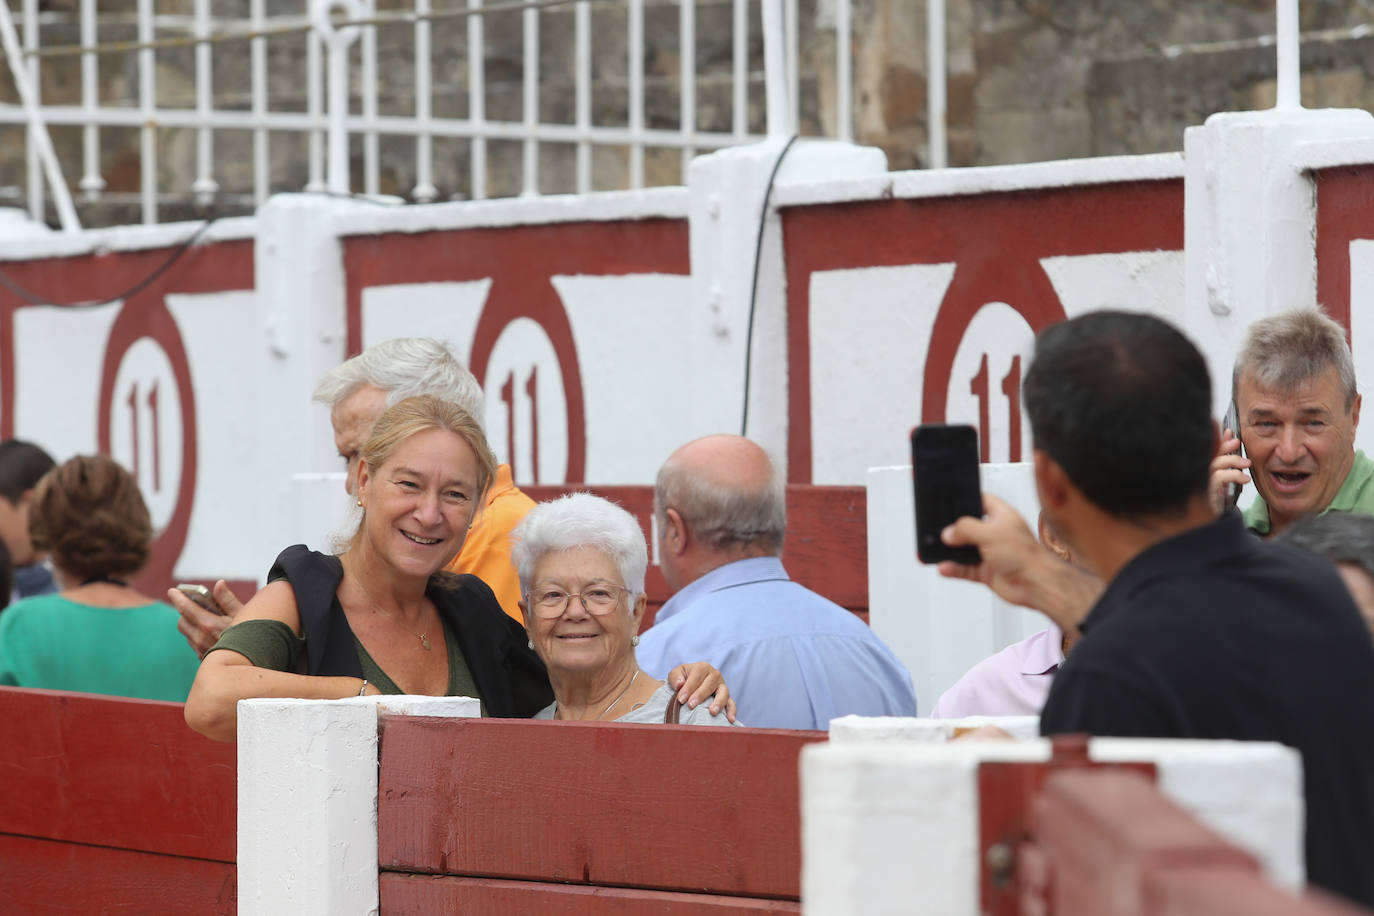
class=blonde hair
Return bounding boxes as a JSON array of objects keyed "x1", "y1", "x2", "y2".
[{"x1": 347, "y1": 395, "x2": 498, "y2": 556}]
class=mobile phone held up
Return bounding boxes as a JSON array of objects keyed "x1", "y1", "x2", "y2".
[
  {"x1": 911, "y1": 424, "x2": 983, "y2": 565},
  {"x1": 176, "y1": 583, "x2": 224, "y2": 615}
]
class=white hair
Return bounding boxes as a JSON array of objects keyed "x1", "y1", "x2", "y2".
[
  {"x1": 312, "y1": 338, "x2": 486, "y2": 431},
  {"x1": 511, "y1": 492, "x2": 648, "y2": 596}
]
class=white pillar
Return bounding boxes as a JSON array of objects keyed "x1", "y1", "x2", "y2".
[
  {"x1": 237, "y1": 695, "x2": 479, "y2": 916},
  {"x1": 685, "y1": 140, "x2": 886, "y2": 470},
  {"x1": 1183, "y1": 107, "x2": 1374, "y2": 415},
  {"x1": 801, "y1": 733, "x2": 1303, "y2": 915}
]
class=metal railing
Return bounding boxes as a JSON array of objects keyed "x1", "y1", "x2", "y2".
[{"x1": 0, "y1": 0, "x2": 861, "y2": 230}]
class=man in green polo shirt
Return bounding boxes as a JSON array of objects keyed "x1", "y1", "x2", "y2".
[{"x1": 1212, "y1": 308, "x2": 1373, "y2": 537}]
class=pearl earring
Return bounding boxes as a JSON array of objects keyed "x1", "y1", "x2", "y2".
[
  {"x1": 356, "y1": 499, "x2": 364, "y2": 508},
  {"x1": 631, "y1": 634, "x2": 640, "y2": 647},
  {"x1": 527, "y1": 639, "x2": 534, "y2": 650}
]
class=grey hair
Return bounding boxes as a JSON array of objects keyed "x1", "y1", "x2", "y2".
[
  {"x1": 1279, "y1": 510, "x2": 1374, "y2": 583},
  {"x1": 654, "y1": 450, "x2": 786, "y2": 555},
  {"x1": 312, "y1": 337, "x2": 486, "y2": 431},
  {"x1": 511, "y1": 492, "x2": 647, "y2": 596},
  {"x1": 1233, "y1": 308, "x2": 1357, "y2": 410}
]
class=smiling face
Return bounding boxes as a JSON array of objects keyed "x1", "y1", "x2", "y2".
[
  {"x1": 332, "y1": 384, "x2": 390, "y2": 496},
  {"x1": 355, "y1": 427, "x2": 480, "y2": 580},
  {"x1": 521, "y1": 545, "x2": 645, "y2": 677},
  {"x1": 1237, "y1": 368, "x2": 1361, "y2": 535}
]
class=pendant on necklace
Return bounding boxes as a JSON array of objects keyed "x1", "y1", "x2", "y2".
[{"x1": 420, "y1": 634, "x2": 432, "y2": 651}]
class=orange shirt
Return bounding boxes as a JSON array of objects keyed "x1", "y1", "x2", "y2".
[{"x1": 444, "y1": 464, "x2": 534, "y2": 623}]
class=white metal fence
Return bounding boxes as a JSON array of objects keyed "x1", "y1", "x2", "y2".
[{"x1": 0, "y1": 0, "x2": 863, "y2": 229}]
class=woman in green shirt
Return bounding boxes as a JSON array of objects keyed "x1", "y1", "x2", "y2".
[{"x1": 0, "y1": 454, "x2": 199, "y2": 701}]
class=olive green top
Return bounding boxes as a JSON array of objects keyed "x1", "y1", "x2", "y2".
[{"x1": 209, "y1": 616, "x2": 484, "y2": 712}]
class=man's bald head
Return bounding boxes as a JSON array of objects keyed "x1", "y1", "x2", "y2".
[{"x1": 655, "y1": 434, "x2": 786, "y2": 560}]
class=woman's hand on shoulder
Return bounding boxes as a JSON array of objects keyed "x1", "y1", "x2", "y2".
[{"x1": 667, "y1": 662, "x2": 737, "y2": 723}]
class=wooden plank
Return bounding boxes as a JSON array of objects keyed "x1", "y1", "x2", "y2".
[
  {"x1": 380, "y1": 873, "x2": 802, "y2": 914},
  {"x1": 522, "y1": 484, "x2": 867, "y2": 613},
  {"x1": 0, "y1": 834, "x2": 236, "y2": 914},
  {"x1": 0, "y1": 687, "x2": 236, "y2": 862},
  {"x1": 377, "y1": 717, "x2": 825, "y2": 898}
]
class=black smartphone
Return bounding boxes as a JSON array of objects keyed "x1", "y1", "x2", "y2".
[
  {"x1": 911, "y1": 424, "x2": 983, "y2": 565},
  {"x1": 1221, "y1": 401, "x2": 1245, "y2": 505}
]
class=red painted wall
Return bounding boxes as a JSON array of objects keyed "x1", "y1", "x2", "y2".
[{"x1": 780, "y1": 180, "x2": 1185, "y2": 482}]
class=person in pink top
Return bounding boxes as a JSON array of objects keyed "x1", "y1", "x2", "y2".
[{"x1": 929, "y1": 514, "x2": 1078, "y2": 718}]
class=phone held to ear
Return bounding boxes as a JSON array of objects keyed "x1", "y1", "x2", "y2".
[
  {"x1": 1221, "y1": 401, "x2": 1244, "y2": 505},
  {"x1": 911, "y1": 423, "x2": 983, "y2": 565},
  {"x1": 176, "y1": 583, "x2": 224, "y2": 615}
]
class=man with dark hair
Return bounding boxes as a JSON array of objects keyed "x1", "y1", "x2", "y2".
[
  {"x1": 636, "y1": 434, "x2": 916, "y2": 729},
  {"x1": 1279, "y1": 510, "x2": 1374, "y2": 638},
  {"x1": 941, "y1": 311, "x2": 1374, "y2": 907},
  {"x1": 0, "y1": 439, "x2": 57, "y2": 601}
]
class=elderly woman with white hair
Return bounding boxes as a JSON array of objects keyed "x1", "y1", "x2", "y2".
[{"x1": 513, "y1": 493, "x2": 740, "y2": 725}]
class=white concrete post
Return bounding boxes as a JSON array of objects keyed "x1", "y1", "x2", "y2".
[
  {"x1": 685, "y1": 140, "x2": 886, "y2": 470},
  {"x1": 801, "y1": 733, "x2": 1303, "y2": 915},
  {"x1": 237, "y1": 695, "x2": 479, "y2": 916},
  {"x1": 866, "y1": 462, "x2": 1046, "y2": 713},
  {"x1": 311, "y1": 0, "x2": 367, "y2": 195},
  {"x1": 1183, "y1": 107, "x2": 1374, "y2": 416},
  {"x1": 254, "y1": 194, "x2": 368, "y2": 552}
]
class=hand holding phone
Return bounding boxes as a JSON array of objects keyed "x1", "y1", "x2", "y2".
[
  {"x1": 176, "y1": 583, "x2": 224, "y2": 615},
  {"x1": 912, "y1": 424, "x2": 983, "y2": 565}
]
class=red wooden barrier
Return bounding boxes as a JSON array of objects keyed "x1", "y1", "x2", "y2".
[
  {"x1": 0, "y1": 687, "x2": 237, "y2": 913},
  {"x1": 1022, "y1": 769, "x2": 1370, "y2": 916},
  {"x1": 523, "y1": 484, "x2": 868, "y2": 628},
  {"x1": 376, "y1": 716, "x2": 824, "y2": 911}
]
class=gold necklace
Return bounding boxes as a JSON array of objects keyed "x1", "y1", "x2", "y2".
[{"x1": 353, "y1": 578, "x2": 432, "y2": 651}]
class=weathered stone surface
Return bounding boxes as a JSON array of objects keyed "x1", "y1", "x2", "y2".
[{"x1": 7, "y1": 0, "x2": 1374, "y2": 225}]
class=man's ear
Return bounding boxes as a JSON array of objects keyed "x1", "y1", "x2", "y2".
[
  {"x1": 662, "y1": 507, "x2": 688, "y2": 555},
  {"x1": 1352, "y1": 393, "x2": 1363, "y2": 434},
  {"x1": 1032, "y1": 450, "x2": 1072, "y2": 511}
]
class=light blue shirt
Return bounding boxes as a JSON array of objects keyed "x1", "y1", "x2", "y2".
[{"x1": 636, "y1": 557, "x2": 917, "y2": 730}]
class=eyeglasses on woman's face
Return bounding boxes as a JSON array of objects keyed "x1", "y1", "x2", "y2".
[{"x1": 526, "y1": 584, "x2": 632, "y2": 619}]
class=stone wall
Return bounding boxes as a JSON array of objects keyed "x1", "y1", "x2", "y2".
[{"x1": 3, "y1": 0, "x2": 1374, "y2": 225}]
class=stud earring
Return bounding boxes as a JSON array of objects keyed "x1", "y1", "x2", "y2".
[
  {"x1": 356, "y1": 499, "x2": 364, "y2": 508},
  {"x1": 631, "y1": 634, "x2": 640, "y2": 647},
  {"x1": 527, "y1": 639, "x2": 534, "y2": 650}
]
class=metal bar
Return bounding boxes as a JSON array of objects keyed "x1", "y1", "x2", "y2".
[
  {"x1": 628, "y1": 0, "x2": 643, "y2": 188},
  {"x1": 574, "y1": 0, "x2": 591, "y2": 194},
  {"x1": 732, "y1": 0, "x2": 746, "y2": 138},
  {"x1": 0, "y1": 1, "x2": 78, "y2": 231},
  {"x1": 522, "y1": 2, "x2": 538, "y2": 195},
  {"x1": 412, "y1": 0, "x2": 437, "y2": 201},
  {"x1": 1275, "y1": 0, "x2": 1300, "y2": 108},
  {"x1": 468, "y1": 0, "x2": 486, "y2": 199},
  {"x1": 836, "y1": 0, "x2": 851, "y2": 142},
  {"x1": 139, "y1": 0, "x2": 157, "y2": 222},
  {"x1": 306, "y1": 20, "x2": 325, "y2": 191},
  {"x1": 761, "y1": 0, "x2": 791, "y2": 136},
  {"x1": 786, "y1": 0, "x2": 799, "y2": 134},
  {"x1": 192, "y1": 0, "x2": 220, "y2": 205},
  {"x1": 79, "y1": 0, "x2": 103, "y2": 200},
  {"x1": 362, "y1": 0, "x2": 380, "y2": 196},
  {"x1": 25, "y1": 0, "x2": 588, "y2": 59},
  {"x1": 0, "y1": 102, "x2": 766, "y2": 148},
  {"x1": 679, "y1": 0, "x2": 695, "y2": 180},
  {"x1": 251, "y1": 0, "x2": 269, "y2": 205},
  {"x1": 927, "y1": 0, "x2": 946, "y2": 168},
  {"x1": 22, "y1": 0, "x2": 41, "y2": 222},
  {"x1": 326, "y1": 27, "x2": 351, "y2": 193}
]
